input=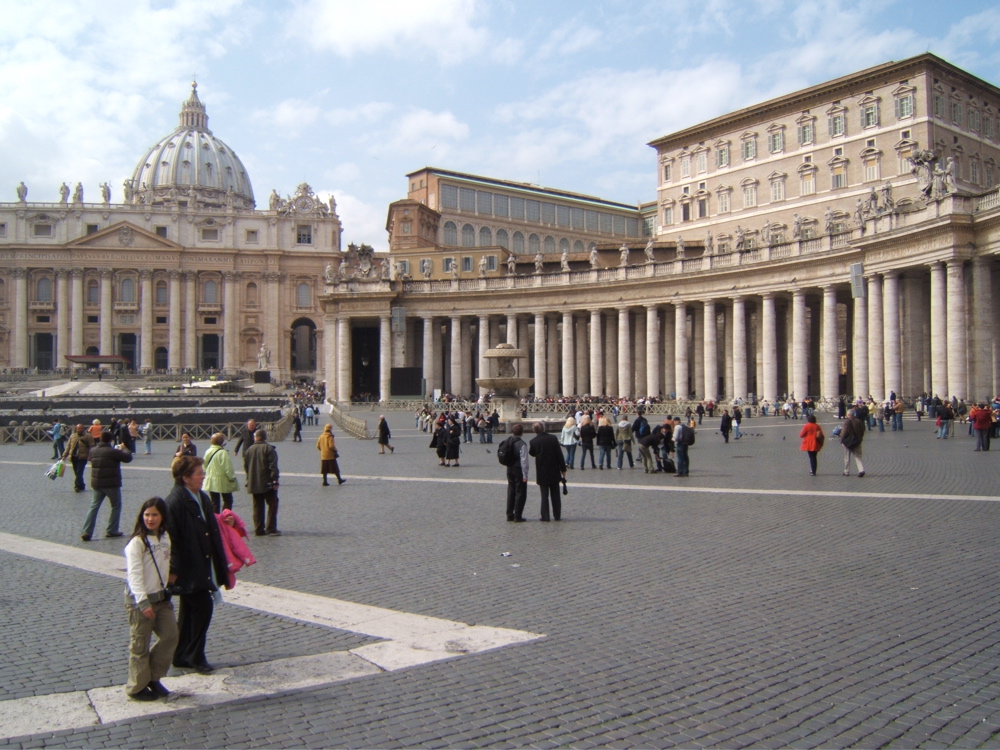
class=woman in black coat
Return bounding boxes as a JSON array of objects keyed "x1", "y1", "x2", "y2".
[
  {"x1": 720, "y1": 410, "x2": 733, "y2": 443},
  {"x1": 377, "y1": 415, "x2": 394, "y2": 454},
  {"x1": 577, "y1": 416, "x2": 597, "y2": 470},
  {"x1": 445, "y1": 418, "x2": 462, "y2": 466},
  {"x1": 432, "y1": 420, "x2": 449, "y2": 465}
]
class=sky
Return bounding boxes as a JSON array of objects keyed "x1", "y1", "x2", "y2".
[{"x1": 1, "y1": 0, "x2": 1000, "y2": 252}]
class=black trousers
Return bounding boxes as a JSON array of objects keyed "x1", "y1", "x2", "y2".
[
  {"x1": 506, "y1": 476, "x2": 527, "y2": 520},
  {"x1": 539, "y1": 483, "x2": 561, "y2": 521},
  {"x1": 208, "y1": 491, "x2": 234, "y2": 513},
  {"x1": 252, "y1": 491, "x2": 279, "y2": 534},
  {"x1": 174, "y1": 590, "x2": 214, "y2": 668}
]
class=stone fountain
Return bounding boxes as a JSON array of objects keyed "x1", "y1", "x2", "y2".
[{"x1": 475, "y1": 343, "x2": 533, "y2": 421}]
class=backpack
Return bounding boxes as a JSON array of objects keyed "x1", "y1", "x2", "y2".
[
  {"x1": 677, "y1": 425, "x2": 696, "y2": 446},
  {"x1": 497, "y1": 436, "x2": 520, "y2": 467},
  {"x1": 635, "y1": 418, "x2": 650, "y2": 438}
]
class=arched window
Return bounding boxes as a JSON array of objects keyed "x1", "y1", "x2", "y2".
[
  {"x1": 297, "y1": 282, "x2": 311, "y2": 307},
  {"x1": 461, "y1": 223, "x2": 475, "y2": 247},
  {"x1": 155, "y1": 280, "x2": 168, "y2": 305},
  {"x1": 86, "y1": 279, "x2": 99, "y2": 304},
  {"x1": 36, "y1": 277, "x2": 52, "y2": 302},
  {"x1": 496, "y1": 229, "x2": 509, "y2": 249},
  {"x1": 204, "y1": 279, "x2": 218, "y2": 304},
  {"x1": 120, "y1": 278, "x2": 135, "y2": 303},
  {"x1": 443, "y1": 221, "x2": 458, "y2": 245},
  {"x1": 528, "y1": 234, "x2": 540, "y2": 255},
  {"x1": 574, "y1": 240, "x2": 584, "y2": 253},
  {"x1": 479, "y1": 226, "x2": 492, "y2": 246},
  {"x1": 512, "y1": 232, "x2": 525, "y2": 254},
  {"x1": 544, "y1": 236, "x2": 555, "y2": 254},
  {"x1": 246, "y1": 282, "x2": 258, "y2": 306},
  {"x1": 559, "y1": 238, "x2": 570, "y2": 253}
]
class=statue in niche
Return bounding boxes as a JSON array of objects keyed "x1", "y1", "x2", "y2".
[
  {"x1": 506, "y1": 254, "x2": 516, "y2": 276},
  {"x1": 16, "y1": 182, "x2": 27, "y2": 201},
  {"x1": 619, "y1": 243, "x2": 629, "y2": 267},
  {"x1": 589, "y1": 245, "x2": 599, "y2": 268},
  {"x1": 59, "y1": 182, "x2": 70, "y2": 203},
  {"x1": 705, "y1": 230, "x2": 714, "y2": 255},
  {"x1": 534, "y1": 252, "x2": 544, "y2": 274},
  {"x1": 644, "y1": 237, "x2": 655, "y2": 263},
  {"x1": 676, "y1": 236, "x2": 685, "y2": 257},
  {"x1": 100, "y1": 182, "x2": 111, "y2": 204},
  {"x1": 792, "y1": 214, "x2": 802, "y2": 239},
  {"x1": 560, "y1": 248, "x2": 570, "y2": 272}
]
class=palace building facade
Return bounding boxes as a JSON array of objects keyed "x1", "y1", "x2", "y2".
[
  {"x1": 0, "y1": 84, "x2": 342, "y2": 380},
  {"x1": 322, "y1": 53, "x2": 1000, "y2": 405}
]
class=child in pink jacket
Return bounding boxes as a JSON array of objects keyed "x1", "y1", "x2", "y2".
[{"x1": 215, "y1": 509, "x2": 256, "y2": 588}]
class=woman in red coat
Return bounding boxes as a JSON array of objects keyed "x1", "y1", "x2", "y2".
[{"x1": 799, "y1": 414, "x2": 825, "y2": 476}]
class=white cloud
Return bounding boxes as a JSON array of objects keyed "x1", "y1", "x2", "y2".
[
  {"x1": 322, "y1": 190, "x2": 391, "y2": 252},
  {"x1": 286, "y1": 0, "x2": 491, "y2": 64},
  {"x1": 375, "y1": 109, "x2": 470, "y2": 156},
  {"x1": 326, "y1": 102, "x2": 394, "y2": 126},
  {"x1": 253, "y1": 99, "x2": 322, "y2": 134}
]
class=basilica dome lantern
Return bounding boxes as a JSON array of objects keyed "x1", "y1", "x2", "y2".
[{"x1": 127, "y1": 82, "x2": 255, "y2": 209}]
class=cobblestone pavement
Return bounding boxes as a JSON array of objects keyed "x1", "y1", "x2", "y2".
[{"x1": 2, "y1": 411, "x2": 1000, "y2": 748}]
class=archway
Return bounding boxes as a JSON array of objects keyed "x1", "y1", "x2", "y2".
[{"x1": 290, "y1": 317, "x2": 317, "y2": 373}]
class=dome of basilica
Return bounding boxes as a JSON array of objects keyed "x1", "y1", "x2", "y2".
[{"x1": 127, "y1": 83, "x2": 255, "y2": 209}]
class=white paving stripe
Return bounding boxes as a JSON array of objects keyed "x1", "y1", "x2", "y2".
[{"x1": 0, "y1": 532, "x2": 543, "y2": 739}]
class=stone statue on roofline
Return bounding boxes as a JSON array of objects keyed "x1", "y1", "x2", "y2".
[{"x1": 16, "y1": 182, "x2": 27, "y2": 201}]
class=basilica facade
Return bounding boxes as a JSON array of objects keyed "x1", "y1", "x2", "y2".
[
  {"x1": 0, "y1": 84, "x2": 342, "y2": 380},
  {"x1": 322, "y1": 53, "x2": 1000, "y2": 405}
]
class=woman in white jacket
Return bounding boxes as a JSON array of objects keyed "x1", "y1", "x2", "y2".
[{"x1": 123, "y1": 497, "x2": 178, "y2": 701}]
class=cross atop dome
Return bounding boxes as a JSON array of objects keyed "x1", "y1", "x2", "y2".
[{"x1": 178, "y1": 81, "x2": 211, "y2": 134}]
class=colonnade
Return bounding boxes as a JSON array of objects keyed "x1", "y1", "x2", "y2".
[{"x1": 329, "y1": 258, "x2": 997, "y2": 404}]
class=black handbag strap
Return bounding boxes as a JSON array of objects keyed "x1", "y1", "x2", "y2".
[{"x1": 142, "y1": 535, "x2": 167, "y2": 590}]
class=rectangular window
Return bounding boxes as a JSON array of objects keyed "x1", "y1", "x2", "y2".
[
  {"x1": 541, "y1": 202, "x2": 556, "y2": 224},
  {"x1": 556, "y1": 205, "x2": 570, "y2": 227},
  {"x1": 459, "y1": 188, "x2": 475, "y2": 212},
  {"x1": 526, "y1": 200, "x2": 541, "y2": 222},
  {"x1": 682, "y1": 203, "x2": 691, "y2": 222},
  {"x1": 204, "y1": 317, "x2": 217, "y2": 325},
  {"x1": 969, "y1": 108, "x2": 981, "y2": 131},
  {"x1": 571, "y1": 208, "x2": 584, "y2": 229},
  {"x1": 0, "y1": 223, "x2": 6, "y2": 237},
  {"x1": 612, "y1": 216, "x2": 626, "y2": 235},
  {"x1": 33, "y1": 224, "x2": 52, "y2": 237},
  {"x1": 486, "y1": 256, "x2": 497, "y2": 271},
  {"x1": 951, "y1": 102, "x2": 963, "y2": 125},
  {"x1": 441, "y1": 184, "x2": 459, "y2": 209},
  {"x1": 493, "y1": 194, "x2": 508, "y2": 217},
  {"x1": 697, "y1": 198, "x2": 708, "y2": 218},
  {"x1": 716, "y1": 146, "x2": 729, "y2": 168},
  {"x1": 771, "y1": 181, "x2": 784, "y2": 202},
  {"x1": 443, "y1": 257, "x2": 454, "y2": 271},
  {"x1": 986, "y1": 165, "x2": 995, "y2": 187},
  {"x1": 663, "y1": 206, "x2": 673, "y2": 225},
  {"x1": 831, "y1": 167, "x2": 846, "y2": 189},
  {"x1": 152, "y1": 226, "x2": 166, "y2": 238},
  {"x1": 895, "y1": 94, "x2": 914, "y2": 119},
  {"x1": 245, "y1": 229, "x2": 259, "y2": 243},
  {"x1": 87, "y1": 315, "x2": 99, "y2": 323},
  {"x1": 510, "y1": 196, "x2": 525, "y2": 220},
  {"x1": 156, "y1": 316, "x2": 167, "y2": 324},
  {"x1": 662, "y1": 163, "x2": 672, "y2": 182},
  {"x1": 36, "y1": 315, "x2": 49, "y2": 323},
  {"x1": 585, "y1": 210, "x2": 598, "y2": 231},
  {"x1": 984, "y1": 118, "x2": 994, "y2": 140},
  {"x1": 718, "y1": 193, "x2": 730, "y2": 213},
  {"x1": 599, "y1": 213, "x2": 612, "y2": 232},
  {"x1": 768, "y1": 131, "x2": 783, "y2": 153},
  {"x1": 862, "y1": 104, "x2": 879, "y2": 128},
  {"x1": 680, "y1": 156, "x2": 691, "y2": 178},
  {"x1": 399, "y1": 260, "x2": 409, "y2": 275},
  {"x1": 86, "y1": 224, "x2": 99, "y2": 234},
  {"x1": 202, "y1": 228, "x2": 219, "y2": 241},
  {"x1": 461, "y1": 257, "x2": 473, "y2": 272},
  {"x1": 743, "y1": 186, "x2": 757, "y2": 208},
  {"x1": 696, "y1": 152, "x2": 707, "y2": 173},
  {"x1": 742, "y1": 139, "x2": 756, "y2": 160},
  {"x1": 829, "y1": 113, "x2": 845, "y2": 137},
  {"x1": 476, "y1": 191, "x2": 492, "y2": 215},
  {"x1": 971, "y1": 160, "x2": 980, "y2": 184},
  {"x1": 296, "y1": 225, "x2": 312, "y2": 244},
  {"x1": 798, "y1": 122, "x2": 814, "y2": 145},
  {"x1": 800, "y1": 173, "x2": 816, "y2": 195},
  {"x1": 864, "y1": 161, "x2": 880, "y2": 182},
  {"x1": 933, "y1": 95, "x2": 945, "y2": 118}
]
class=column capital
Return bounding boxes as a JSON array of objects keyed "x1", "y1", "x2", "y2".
[
  {"x1": 10, "y1": 267, "x2": 28, "y2": 279},
  {"x1": 69, "y1": 267, "x2": 85, "y2": 279},
  {"x1": 138, "y1": 269, "x2": 153, "y2": 281},
  {"x1": 222, "y1": 270, "x2": 240, "y2": 282},
  {"x1": 99, "y1": 268, "x2": 113, "y2": 280},
  {"x1": 168, "y1": 269, "x2": 182, "y2": 280}
]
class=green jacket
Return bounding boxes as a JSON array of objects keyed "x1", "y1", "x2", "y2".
[{"x1": 202, "y1": 444, "x2": 239, "y2": 494}]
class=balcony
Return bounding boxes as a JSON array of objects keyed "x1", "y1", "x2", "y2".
[{"x1": 29, "y1": 300, "x2": 54, "y2": 311}]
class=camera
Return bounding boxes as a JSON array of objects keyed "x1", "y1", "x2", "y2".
[{"x1": 162, "y1": 584, "x2": 183, "y2": 599}]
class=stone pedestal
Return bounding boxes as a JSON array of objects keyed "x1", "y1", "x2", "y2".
[{"x1": 253, "y1": 370, "x2": 271, "y2": 384}]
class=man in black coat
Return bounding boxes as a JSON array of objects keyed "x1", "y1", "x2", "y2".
[
  {"x1": 164, "y1": 455, "x2": 229, "y2": 674},
  {"x1": 80, "y1": 430, "x2": 132, "y2": 541},
  {"x1": 528, "y1": 422, "x2": 567, "y2": 522},
  {"x1": 232, "y1": 418, "x2": 257, "y2": 457},
  {"x1": 505, "y1": 423, "x2": 529, "y2": 522}
]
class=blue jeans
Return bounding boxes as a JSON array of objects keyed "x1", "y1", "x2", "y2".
[
  {"x1": 938, "y1": 421, "x2": 950, "y2": 439},
  {"x1": 675, "y1": 444, "x2": 690, "y2": 476},
  {"x1": 597, "y1": 445, "x2": 612, "y2": 468},
  {"x1": 563, "y1": 443, "x2": 577, "y2": 467},
  {"x1": 579, "y1": 444, "x2": 595, "y2": 469},
  {"x1": 733, "y1": 422, "x2": 741, "y2": 439},
  {"x1": 893, "y1": 412, "x2": 903, "y2": 430},
  {"x1": 616, "y1": 441, "x2": 634, "y2": 468},
  {"x1": 82, "y1": 486, "x2": 122, "y2": 537}
]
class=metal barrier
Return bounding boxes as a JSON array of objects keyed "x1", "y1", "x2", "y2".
[
  {"x1": 328, "y1": 402, "x2": 371, "y2": 439},
  {"x1": 1, "y1": 419, "x2": 288, "y2": 446}
]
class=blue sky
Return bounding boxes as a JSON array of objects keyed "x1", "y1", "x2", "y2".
[{"x1": 1, "y1": 0, "x2": 999, "y2": 251}]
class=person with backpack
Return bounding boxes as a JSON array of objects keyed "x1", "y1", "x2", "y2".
[
  {"x1": 632, "y1": 410, "x2": 650, "y2": 443},
  {"x1": 528, "y1": 422, "x2": 567, "y2": 522},
  {"x1": 672, "y1": 416, "x2": 694, "y2": 477},
  {"x1": 499, "y1": 423, "x2": 529, "y2": 522}
]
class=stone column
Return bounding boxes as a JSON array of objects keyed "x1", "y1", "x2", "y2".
[
  {"x1": 821, "y1": 285, "x2": 838, "y2": 401},
  {"x1": 518, "y1": 318, "x2": 530, "y2": 396},
  {"x1": 425, "y1": 316, "x2": 439, "y2": 397},
  {"x1": 691, "y1": 305, "x2": 703, "y2": 400},
  {"x1": 732, "y1": 296, "x2": 747, "y2": 402},
  {"x1": 168, "y1": 270, "x2": 182, "y2": 371},
  {"x1": 561, "y1": 311, "x2": 575, "y2": 396},
  {"x1": 70, "y1": 269, "x2": 84, "y2": 367},
  {"x1": 970, "y1": 256, "x2": 993, "y2": 402},
  {"x1": 461, "y1": 318, "x2": 473, "y2": 396},
  {"x1": 324, "y1": 314, "x2": 338, "y2": 399},
  {"x1": 478, "y1": 314, "x2": 490, "y2": 395},
  {"x1": 262, "y1": 271, "x2": 281, "y2": 377},
  {"x1": 450, "y1": 315, "x2": 463, "y2": 395},
  {"x1": 575, "y1": 316, "x2": 588, "y2": 395},
  {"x1": 12, "y1": 268, "x2": 28, "y2": 369},
  {"x1": 534, "y1": 312, "x2": 547, "y2": 398},
  {"x1": 55, "y1": 269, "x2": 69, "y2": 370},
  {"x1": 703, "y1": 299, "x2": 717, "y2": 401},
  {"x1": 139, "y1": 270, "x2": 153, "y2": 372},
  {"x1": 867, "y1": 276, "x2": 884, "y2": 400},
  {"x1": 762, "y1": 293, "x2": 777, "y2": 403},
  {"x1": 722, "y1": 305, "x2": 733, "y2": 400},
  {"x1": 617, "y1": 307, "x2": 631, "y2": 398},
  {"x1": 590, "y1": 309, "x2": 604, "y2": 396},
  {"x1": 604, "y1": 311, "x2": 618, "y2": 396},
  {"x1": 929, "y1": 262, "x2": 948, "y2": 398},
  {"x1": 337, "y1": 316, "x2": 351, "y2": 402},
  {"x1": 946, "y1": 259, "x2": 968, "y2": 400},
  {"x1": 662, "y1": 305, "x2": 675, "y2": 398},
  {"x1": 184, "y1": 271, "x2": 197, "y2": 370},
  {"x1": 674, "y1": 303, "x2": 688, "y2": 400},
  {"x1": 222, "y1": 271, "x2": 237, "y2": 373},
  {"x1": 634, "y1": 310, "x2": 647, "y2": 396},
  {"x1": 646, "y1": 306, "x2": 660, "y2": 399},
  {"x1": 883, "y1": 273, "x2": 901, "y2": 399},
  {"x1": 791, "y1": 289, "x2": 808, "y2": 400},
  {"x1": 546, "y1": 314, "x2": 560, "y2": 395},
  {"x1": 380, "y1": 314, "x2": 392, "y2": 402},
  {"x1": 100, "y1": 269, "x2": 113, "y2": 362},
  {"x1": 852, "y1": 291, "x2": 868, "y2": 400}
]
